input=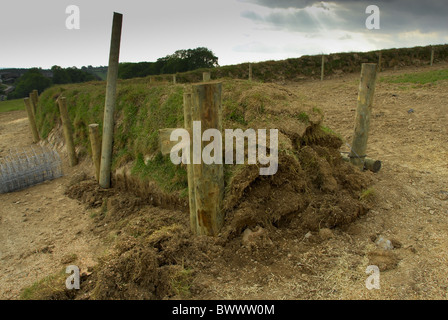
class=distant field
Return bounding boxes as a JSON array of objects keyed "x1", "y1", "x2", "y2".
[
  {"x1": 0, "y1": 99, "x2": 24, "y2": 113},
  {"x1": 381, "y1": 69, "x2": 448, "y2": 84}
]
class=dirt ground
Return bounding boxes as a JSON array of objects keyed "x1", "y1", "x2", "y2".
[{"x1": 1, "y1": 62, "x2": 448, "y2": 300}]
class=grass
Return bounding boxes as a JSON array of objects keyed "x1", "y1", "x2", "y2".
[
  {"x1": 170, "y1": 266, "x2": 193, "y2": 298},
  {"x1": 0, "y1": 98, "x2": 24, "y2": 113},
  {"x1": 35, "y1": 79, "x2": 336, "y2": 195},
  {"x1": 381, "y1": 69, "x2": 448, "y2": 85},
  {"x1": 20, "y1": 268, "x2": 69, "y2": 300},
  {"x1": 360, "y1": 187, "x2": 376, "y2": 201}
]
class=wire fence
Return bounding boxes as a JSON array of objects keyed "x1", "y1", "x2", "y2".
[{"x1": 0, "y1": 145, "x2": 63, "y2": 194}]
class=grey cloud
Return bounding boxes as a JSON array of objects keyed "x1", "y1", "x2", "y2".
[
  {"x1": 240, "y1": 0, "x2": 448, "y2": 34},
  {"x1": 241, "y1": 9, "x2": 320, "y2": 32}
]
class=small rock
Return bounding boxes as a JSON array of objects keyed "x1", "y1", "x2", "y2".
[
  {"x1": 319, "y1": 228, "x2": 333, "y2": 240},
  {"x1": 242, "y1": 226, "x2": 267, "y2": 247},
  {"x1": 375, "y1": 236, "x2": 394, "y2": 250}
]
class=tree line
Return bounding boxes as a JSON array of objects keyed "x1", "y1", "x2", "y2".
[
  {"x1": 7, "y1": 47, "x2": 218, "y2": 98},
  {"x1": 118, "y1": 47, "x2": 218, "y2": 79},
  {"x1": 8, "y1": 66, "x2": 100, "y2": 99}
]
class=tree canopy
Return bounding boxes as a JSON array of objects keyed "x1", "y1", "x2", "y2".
[
  {"x1": 8, "y1": 66, "x2": 100, "y2": 99},
  {"x1": 8, "y1": 68, "x2": 52, "y2": 99},
  {"x1": 118, "y1": 47, "x2": 219, "y2": 79}
]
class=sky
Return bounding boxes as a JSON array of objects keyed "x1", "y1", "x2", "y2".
[{"x1": 1, "y1": 0, "x2": 447, "y2": 69}]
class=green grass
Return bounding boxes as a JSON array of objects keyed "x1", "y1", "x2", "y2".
[
  {"x1": 20, "y1": 269, "x2": 68, "y2": 300},
  {"x1": 0, "y1": 98, "x2": 24, "y2": 113},
  {"x1": 360, "y1": 187, "x2": 376, "y2": 201},
  {"x1": 381, "y1": 69, "x2": 448, "y2": 85}
]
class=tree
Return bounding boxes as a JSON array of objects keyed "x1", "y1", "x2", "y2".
[
  {"x1": 51, "y1": 65, "x2": 71, "y2": 84},
  {"x1": 9, "y1": 68, "x2": 51, "y2": 99},
  {"x1": 118, "y1": 47, "x2": 219, "y2": 79}
]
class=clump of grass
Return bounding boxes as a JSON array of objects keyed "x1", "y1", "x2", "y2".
[
  {"x1": 132, "y1": 152, "x2": 188, "y2": 193},
  {"x1": 297, "y1": 112, "x2": 310, "y2": 123},
  {"x1": 170, "y1": 266, "x2": 193, "y2": 298},
  {"x1": 20, "y1": 269, "x2": 71, "y2": 300},
  {"x1": 360, "y1": 187, "x2": 375, "y2": 201}
]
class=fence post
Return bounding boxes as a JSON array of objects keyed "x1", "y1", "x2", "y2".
[
  {"x1": 191, "y1": 82, "x2": 224, "y2": 236},
  {"x1": 431, "y1": 47, "x2": 435, "y2": 66},
  {"x1": 31, "y1": 90, "x2": 38, "y2": 115},
  {"x1": 58, "y1": 97, "x2": 78, "y2": 167},
  {"x1": 249, "y1": 63, "x2": 252, "y2": 81},
  {"x1": 23, "y1": 98, "x2": 40, "y2": 143},
  {"x1": 350, "y1": 63, "x2": 378, "y2": 169},
  {"x1": 203, "y1": 72, "x2": 211, "y2": 82},
  {"x1": 88, "y1": 124, "x2": 101, "y2": 181},
  {"x1": 183, "y1": 92, "x2": 198, "y2": 234},
  {"x1": 321, "y1": 55, "x2": 325, "y2": 81},
  {"x1": 173, "y1": 74, "x2": 177, "y2": 84},
  {"x1": 99, "y1": 12, "x2": 123, "y2": 188}
]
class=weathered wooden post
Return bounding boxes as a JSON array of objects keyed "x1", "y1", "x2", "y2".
[
  {"x1": 191, "y1": 82, "x2": 224, "y2": 236},
  {"x1": 158, "y1": 83, "x2": 224, "y2": 236},
  {"x1": 31, "y1": 90, "x2": 38, "y2": 115},
  {"x1": 249, "y1": 63, "x2": 252, "y2": 81},
  {"x1": 430, "y1": 47, "x2": 435, "y2": 66},
  {"x1": 29, "y1": 93, "x2": 36, "y2": 117},
  {"x1": 183, "y1": 92, "x2": 197, "y2": 233},
  {"x1": 88, "y1": 124, "x2": 101, "y2": 181},
  {"x1": 321, "y1": 55, "x2": 325, "y2": 81},
  {"x1": 173, "y1": 74, "x2": 177, "y2": 84},
  {"x1": 99, "y1": 12, "x2": 123, "y2": 188},
  {"x1": 58, "y1": 97, "x2": 78, "y2": 167},
  {"x1": 341, "y1": 154, "x2": 381, "y2": 173},
  {"x1": 23, "y1": 98, "x2": 40, "y2": 143},
  {"x1": 202, "y1": 72, "x2": 211, "y2": 82},
  {"x1": 350, "y1": 63, "x2": 377, "y2": 169}
]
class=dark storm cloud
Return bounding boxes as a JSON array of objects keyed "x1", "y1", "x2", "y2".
[
  {"x1": 240, "y1": 0, "x2": 448, "y2": 34},
  {"x1": 241, "y1": 9, "x2": 320, "y2": 32}
]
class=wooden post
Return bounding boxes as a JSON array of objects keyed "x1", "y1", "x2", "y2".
[
  {"x1": 191, "y1": 82, "x2": 224, "y2": 236},
  {"x1": 23, "y1": 98, "x2": 40, "y2": 143},
  {"x1": 202, "y1": 72, "x2": 211, "y2": 82},
  {"x1": 29, "y1": 93, "x2": 36, "y2": 117},
  {"x1": 430, "y1": 47, "x2": 434, "y2": 66},
  {"x1": 150, "y1": 76, "x2": 154, "y2": 83},
  {"x1": 350, "y1": 63, "x2": 377, "y2": 169},
  {"x1": 183, "y1": 92, "x2": 197, "y2": 234},
  {"x1": 31, "y1": 90, "x2": 38, "y2": 114},
  {"x1": 341, "y1": 154, "x2": 381, "y2": 173},
  {"x1": 88, "y1": 124, "x2": 101, "y2": 181},
  {"x1": 321, "y1": 55, "x2": 325, "y2": 81},
  {"x1": 249, "y1": 63, "x2": 252, "y2": 81},
  {"x1": 173, "y1": 74, "x2": 177, "y2": 84},
  {"x1": 99, "y1": 12, "x2": 123, "y2": 188},
  {"x1": 58, "y1": 97, "x2": 78, "y2": 167},
  {"x1": 378, "y1": 51, "x2": 382, "y2": 72}
]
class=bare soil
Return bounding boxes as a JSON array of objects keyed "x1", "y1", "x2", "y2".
[{"x1": 1, "y1": 62, "x2": 448, "y2": 300}]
